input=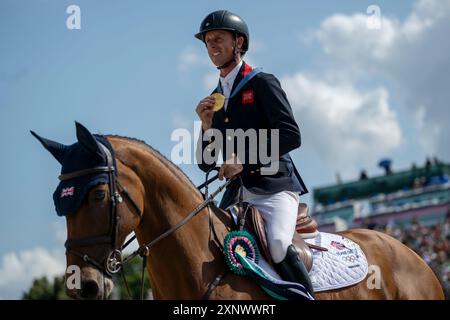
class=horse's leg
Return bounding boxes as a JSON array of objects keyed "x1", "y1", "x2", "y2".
[{"x1": 316, "y1": 229, "x2": 444, "y2": 300}]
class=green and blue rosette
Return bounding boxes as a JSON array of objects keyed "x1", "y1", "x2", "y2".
[{"x1": 223, "y1": 230, "x2": 260, "y2": 276}]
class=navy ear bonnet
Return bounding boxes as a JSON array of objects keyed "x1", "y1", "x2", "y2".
[
  {"x1": 31, "y1": 123, "x2": 117, "y2": 216},
  {"x1": 54, "y1": 135, "x2": 116, "y2": 216}
]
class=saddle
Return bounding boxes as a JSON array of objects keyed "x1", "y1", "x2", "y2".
[{"x1": 242, "y1": 203, "x2": 322, "y2": 271}]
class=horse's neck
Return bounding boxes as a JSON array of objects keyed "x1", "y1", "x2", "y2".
[{"x1": 123, "y1": 143, "x2": 226, "y2": 298}]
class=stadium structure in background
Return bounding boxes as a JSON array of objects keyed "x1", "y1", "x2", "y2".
[{"x1": 312, "y1": 158, "x2": 450, "y2": 232}]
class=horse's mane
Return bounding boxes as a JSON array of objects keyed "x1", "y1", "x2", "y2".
[{"x1": 107, "y1": 135, "x2": 201, "y2": 196}]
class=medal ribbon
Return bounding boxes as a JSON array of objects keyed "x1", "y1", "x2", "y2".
[{"x1": 216, "y1": 67, "x2": 263, "y2": 98}]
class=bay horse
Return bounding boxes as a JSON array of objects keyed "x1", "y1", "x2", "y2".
[{"x1": 32, "y1": 124, "x2": 444, "y2": 299}]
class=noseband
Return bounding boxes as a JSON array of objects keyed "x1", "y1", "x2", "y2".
[{"x1": 62, "y1": 143, "x2": 142, "y2": 276}]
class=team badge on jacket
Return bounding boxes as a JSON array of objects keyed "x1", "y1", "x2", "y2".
[{"x1": 242, "y1": 90, "x2": 254, "y2": 104}]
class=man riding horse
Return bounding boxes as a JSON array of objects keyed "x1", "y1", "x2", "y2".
[{"x1": 194, "y1": 10, "x2": 314, "y2": 296}]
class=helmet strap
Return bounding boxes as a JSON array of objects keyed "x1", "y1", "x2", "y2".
[
  {"x1": 216, "y1": 53, "x2": 236, "y2": 70},
  {"x1": 217, "y1": 34, "x2": 241, "y2": 70}
]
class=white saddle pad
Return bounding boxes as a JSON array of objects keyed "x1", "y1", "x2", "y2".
[
  {"x1": 304, "y1": 232, "x2": 369, "y2": 292},
  {"x1": 257, "y1": 232, "x2": 369, "y2": 293}
]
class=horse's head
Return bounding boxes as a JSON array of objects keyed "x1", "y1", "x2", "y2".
[{"x1": 31, "y1": 122, "x2": 143, "y2": 299}]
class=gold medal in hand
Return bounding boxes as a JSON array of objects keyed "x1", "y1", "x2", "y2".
[{"x1": 211, "y1": 93, "x2": 225, "y2": 112}]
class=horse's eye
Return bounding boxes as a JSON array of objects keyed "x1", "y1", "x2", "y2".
[{"x1": 93, "y1": 190, "x2": 106, "y2": 200}]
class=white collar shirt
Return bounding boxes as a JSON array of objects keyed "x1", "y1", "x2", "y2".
[{"x1": 219, "y1": 61, "x2": 242, "y2": 111}]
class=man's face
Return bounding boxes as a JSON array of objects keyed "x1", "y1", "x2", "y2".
[{"x1": 204, "y1": 30, "x2": 243, "y2": 67}]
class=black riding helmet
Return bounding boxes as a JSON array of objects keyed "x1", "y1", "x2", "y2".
[{"x1": 195, "y1": 10, "x2": 249, "y2": 54}]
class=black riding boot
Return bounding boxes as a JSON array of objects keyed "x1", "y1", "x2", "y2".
[{"x1": 274, "y1": 245, "x2": 315, "y2": 297}]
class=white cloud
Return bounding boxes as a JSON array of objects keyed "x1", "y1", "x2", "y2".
[
  {"x1": 51, "y1": 220, "x2": 67, "y2": 244},
  {"x1": 247, "y1": 38, "x2": 265, "y2": 53},
  {"x1": 178, "y1": 46, "x2": 217, "y2": 92},
  {"x1": 414, "y1": 105, "x2": 441, "y2": 154},
  {"x1": 0, "y1": 247, "x2": 65, "y2": 299},
  {"x1": 171, "y1": 112, "x2": 192, "y2": 130},
  {"x1": 178, "y1": 46, "x2": 210, "y2": 73},
  {"x1": 315, "y1": 13, "x2": 398, "y2": 69},
  {"x1": 301, "y1": 0, "x2": 450, "y2": 161},
  {"x1": 282, "y1": 74, "x2": 402, "y2": 177},
  {"x1": 203, "y1": 72, "x2": 218, "y2": 91}
]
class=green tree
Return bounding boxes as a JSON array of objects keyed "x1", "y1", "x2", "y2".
[{"x1": 22, "y1": 275, "x2": 69, "y2": 300}]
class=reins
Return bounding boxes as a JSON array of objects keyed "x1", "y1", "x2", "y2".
[{"x1": 119, "y1": 170, "x2": 234, "y2": 299}]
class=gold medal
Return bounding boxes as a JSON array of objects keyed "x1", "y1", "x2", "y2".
[{"x1": 211, "y1": 93, "x2": 225, "y2": 112}]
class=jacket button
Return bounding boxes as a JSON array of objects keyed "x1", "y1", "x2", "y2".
[
  {"x1": 224, "y1": 117, "x2": 229, "y2": 123},
  {"x1": 250, "y1": 170, "x2": 255, "y2": 174}
]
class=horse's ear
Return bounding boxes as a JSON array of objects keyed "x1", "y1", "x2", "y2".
[
  {"x1": 74, "y1": 121, "x2": 105, "y2": 160},
  {"x1": 30, "y1": 130, "x2": 67, "y2": 164}
]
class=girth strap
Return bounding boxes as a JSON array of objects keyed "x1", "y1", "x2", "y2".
[{"x1": 202, "y1": 270, "x2": 228, "y2": 300}]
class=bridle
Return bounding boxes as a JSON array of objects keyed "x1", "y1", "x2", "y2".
[
  {"x1": 62, "y1": 143, "x2": 142, "y2": 277},
  {"x1": 61, "y1": 141, "x2": 232, "y2": 299}
]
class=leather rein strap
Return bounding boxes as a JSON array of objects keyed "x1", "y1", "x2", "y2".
[{"x1": 122, "y1": 176, "x2": 233, "y2": 263}]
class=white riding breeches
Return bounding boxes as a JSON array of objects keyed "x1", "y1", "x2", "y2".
[{"x1": 241, "y1": 187, "x2": 300, "y2": 264}]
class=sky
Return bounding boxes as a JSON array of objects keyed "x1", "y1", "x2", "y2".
[{"x1": 1, "y1": 0, "x2": 449, "y2": 299}]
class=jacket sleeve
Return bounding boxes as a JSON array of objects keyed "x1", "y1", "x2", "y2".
[
  {"x1": 259, "y1": 73, "x2": 301, "y2": 155},
  {"x1": 196, "y1": 127, "x2": 219, "y2": 173},
  {"x1": 242, "y1": 73, "x2": 301, "y2": 174}
]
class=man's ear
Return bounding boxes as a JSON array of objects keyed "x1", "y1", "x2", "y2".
[{"x1": 237, "y1": 35, "x2": 245, "y2": 50}]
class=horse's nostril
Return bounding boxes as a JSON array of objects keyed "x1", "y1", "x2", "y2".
[{"x1": 81, "y1": 280, "x2": 99, "y2": 299}]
